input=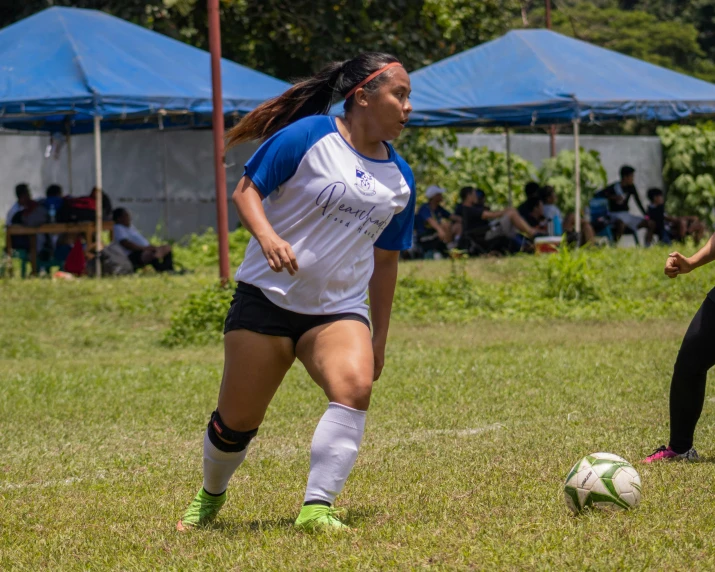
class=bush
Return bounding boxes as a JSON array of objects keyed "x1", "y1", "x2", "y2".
[
  {"x1": 540, "y1": 243, "x2": 599, "y2": 301},
  {"x1": 442, "y1": 146, "x2": 537, "y2": 208},
  {"x1": 658, "y1": 122, "x2": 715, "y2": 224},
  {"x1": 161, "y1": 282, "x2": 233, "y2": 347},
  {"x1": 172, "y1": 227, "x2": 252, "y2": 271},
  {"x1": 394, "y1": 128, "x2": 536, "y2": 206},
  {"x1": 538, "y1": 148, "x2": 608, "y2": 213}
]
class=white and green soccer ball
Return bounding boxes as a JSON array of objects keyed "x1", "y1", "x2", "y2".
[{"x1": 563, "y1": 452, "x2": 642, "y2": 514}]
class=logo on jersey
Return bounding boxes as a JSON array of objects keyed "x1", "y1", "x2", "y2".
[{"x1": 355, "y1": 167, "x2": 376, "y2": 196}]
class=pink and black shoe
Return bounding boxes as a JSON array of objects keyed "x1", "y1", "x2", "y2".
[{"x1": 642, "y1": 445, "x2": 699, "y2": 464}]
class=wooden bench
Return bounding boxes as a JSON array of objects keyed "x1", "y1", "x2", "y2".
[{"x1": 5, "y1": 221, "x2": 114, "y2": 276}]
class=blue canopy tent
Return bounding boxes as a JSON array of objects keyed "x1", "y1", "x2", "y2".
[
  {"x1": 407, "y1": 29, "x2": 715, "y2": 228},
  {"x1": 0, "y1": 7, "x2": 290, "y2": 133},
  {"x1": 0, "y1": 7, "x2": 289, "y2": 271}
]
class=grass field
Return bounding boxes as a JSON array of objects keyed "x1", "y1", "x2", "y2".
[{"x1": 2, "y1": 250, "x2": 715, "y2": 570}]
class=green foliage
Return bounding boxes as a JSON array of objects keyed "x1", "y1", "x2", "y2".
[
  {"x1": 145, "y1": 0, "x2": 520, "y2": 80},
  {"x1": 443, "y1": 147, "x2": 536, "y2": 209},
  {"x1": 538, "y1": 149, "x2": 608, "y2": 213},
  {"x1": 161, "y1": 282, "x2": 233, "y2": 347},
  {"x1": 658, "y1": 122, "x2": 715, "y2": 224},
  {"x1": 524, "y1": 1, "x2": 715, "y2": 82},
  {"x1": 394, "y1": 129, "x2": 536, "y2": 207},
  {"x1": 393, "y1": 128, "x2": 458, "y2": 196},
  {"x1": 171, "y1": 227, "x2": 252, "y2": 271},
  {"x1": 541, "y1": 243, "x2": 599, "y2": 302}
]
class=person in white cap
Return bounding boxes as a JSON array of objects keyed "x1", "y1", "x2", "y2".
[{"x1": 415, "y1": 185, "x2": 454, "y2": 257}]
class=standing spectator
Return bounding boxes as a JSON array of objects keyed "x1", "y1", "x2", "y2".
[
  {"x1": 112, "y1": 208, "x2": 174, "y2": 272},
  {"x1": 595, "y1": 165, "x2": 653, "y2": 242},
  {"x1": 415, "y1": 185, "x2": 453, "y2": 257}
]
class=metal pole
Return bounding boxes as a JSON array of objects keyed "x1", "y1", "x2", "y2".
[
  {"x1": 66, "y1": 120, "x2": 74, "y2": 195},
  {"x1": 208, "y1": 0, "x2": 230, "y2": 282},
  {"x1": 573, "y1": 118, "x2": 581, "y2": 241},
  {"x1": 93, "y1": 115, "x2": 103, "y2": 278},
  {"x1": 506, "y1": 128, "x2": 513, "y2": 207},
  {"x1": 546, "y1": 0, "x2": 556, "y2": 157}
]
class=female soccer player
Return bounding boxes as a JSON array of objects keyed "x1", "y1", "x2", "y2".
[
  {"x1": 644, "y1": 233, "x2": 715, "y2": 462},
  {"x1": 177, "y1": 53, "x2": 415, "y2": 531}
]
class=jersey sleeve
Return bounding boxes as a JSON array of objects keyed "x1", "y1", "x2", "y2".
[
  {"x1": 244, "y1": 116, "x2": 334, "y2": 197},
  {"x1": 375, "y1": 158, "x2": 416, "y2": 252}
]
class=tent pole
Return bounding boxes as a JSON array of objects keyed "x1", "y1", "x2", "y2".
[
  {"x1": 93, "y1": 115, "x2": 103, "y2": 278},
  {"x1": 573, "y1": 118, "x2": 581, "y2": 246},
  {"x1": 208, "y1": 0, "x2": 230, "y2": 283},
  {"x1": 506, "y1": 127, "x2": 513, "y2": 207},
  {"x1": 66, "y1": 120, "x2": 73, "y2": 195}
]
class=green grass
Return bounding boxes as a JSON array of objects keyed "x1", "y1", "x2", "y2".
[{"x1": 2, "y1": 251, "x2": 715, "y2": 570}]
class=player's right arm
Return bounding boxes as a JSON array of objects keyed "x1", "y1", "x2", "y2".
[
  {"x1": 232, "y1": 176, "x2": 299, "y2": 276},
  {"x1": 665, "y1": 232, "x2": 715, "y2": 278}
]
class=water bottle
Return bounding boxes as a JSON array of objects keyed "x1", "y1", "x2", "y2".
[
  {"x1": 48, "y1": 203, "x2": 56, "y2": 223},
  {"x1": 553, "y1": 213, "x2": 562, "y2": 236}
]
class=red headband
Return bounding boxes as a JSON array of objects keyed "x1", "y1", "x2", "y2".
[{"x1": 344, "y1": 62, "x2": 403, "y2": 100}]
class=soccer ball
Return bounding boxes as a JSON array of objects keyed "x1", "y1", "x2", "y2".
[{"x1": 563, "y1": 452, "x2": 642, "y2": 514}]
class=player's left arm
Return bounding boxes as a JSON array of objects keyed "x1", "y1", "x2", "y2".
[{"x1": 369, "y1": 247, "x2": 399, "y2": 381}]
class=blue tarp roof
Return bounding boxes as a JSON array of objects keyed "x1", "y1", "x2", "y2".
[
  {"x1": 407, "y1": 29, "x2": 715, "y2": 127},
  {"x1": 0, "y1": 7, "x2": 290, "y2": 133}
]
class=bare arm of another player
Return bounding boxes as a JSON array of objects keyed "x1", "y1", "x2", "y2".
[
  {"x1": 368, "y1": 247, "x2": 399, "y2": 381},
  {"x1": 665, "y1": 232, "x2": 715, "y2": 278},
  {"x1": 232, "y1": 176, "x2": 299, "y2": 275}
]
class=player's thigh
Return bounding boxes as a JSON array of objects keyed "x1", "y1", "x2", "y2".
[
  {"x1": 217, "y1": 329, "x2": 295, "y2": 431},
  {"x1": 296, "y1": 319, "x2": 374, "y2": 411}
]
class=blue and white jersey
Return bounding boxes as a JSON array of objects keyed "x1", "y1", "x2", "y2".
[{"x1": 236, "y1": 115, "x2": 415, "y2": 318}]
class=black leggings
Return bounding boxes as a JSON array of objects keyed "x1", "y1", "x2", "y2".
[{"x1": 669, "y1": 291, "x2": 715, "y2": 453}]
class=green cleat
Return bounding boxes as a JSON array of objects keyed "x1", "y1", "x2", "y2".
[
  {"x1": 176, "y1": 488, "x2": 226, "y2": 531},
  {"x1": 294, "y1": 504, "x2": 350, "y2": 533}
]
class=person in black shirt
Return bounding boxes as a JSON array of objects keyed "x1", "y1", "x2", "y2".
[
  {"x1": 594, "y1": 165, "x2": 654, "y2": 242},
  {"x1": 517, "y1": 181, "x2": 542, "y2": 220},
  {"x1": 464, "y1": 189, "x2": 539, "y2": 238},
  {"x1": 647, "y1": 188, "x2": 706, "y2": 245}
]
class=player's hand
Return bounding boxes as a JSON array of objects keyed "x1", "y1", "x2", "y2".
[
  {"x1": 259, "y1": 233, "x2": 299, "y2": 275},
  {"x1": 665, "y1": 252, "x2": 693, "y2": 279},
  {"x1": 372, "y1": 340, "x2": 386, "y2": 381}
]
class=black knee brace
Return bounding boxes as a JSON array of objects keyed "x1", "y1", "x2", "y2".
[{"x1": 207, "y1": 410, "x2": 258, "y2": 453}]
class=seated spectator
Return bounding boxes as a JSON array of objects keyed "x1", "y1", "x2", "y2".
[
  {"x1": 6, "y1": 183, "x2": 32, "y2": 223},
  {"x1": 594, "y1": 165, "x2": 654, "y2": 242},
  {"x1": 415, "y1": 185, "x2": 454, "y2": 257},
  {"x1": 646, "y1": 188, "x2": 706, "y2": 245},
  {"x1": 7, "y1": 183, "x2": 50, "y2": 256},
  {"x1": 540, "y1": 186, "x2": 595, "y2": 245},
  {"x1": 459, "y1": 189, "x2": 541, "y2": 251},
  {"x1": 518, "y1": 181, "x2": 548, "y2": 233},
  {"x1": 112, "y1": 208, "x2": 174, "y2": 272},
  {"x1": 43, "y1": 184, "x2": 64, "y2": 213},
  {"x1": 89, "y1": 187, "x2": 113, "y2": 221}
]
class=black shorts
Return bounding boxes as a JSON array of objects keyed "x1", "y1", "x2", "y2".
[{"x1": 224, "y1": 282, "x2": 370, "y2": 346}]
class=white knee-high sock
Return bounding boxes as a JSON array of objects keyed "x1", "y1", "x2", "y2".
[
  {"x1": 304, "y1": 402, "x2": 367, "y2": 505},
  {"x1": 202, "y1": 429, "x2": 249, "y2": 495}
]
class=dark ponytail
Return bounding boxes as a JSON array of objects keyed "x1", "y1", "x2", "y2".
[{"x1": 226, "y1": 52, "x2": 401, "y2": 149}]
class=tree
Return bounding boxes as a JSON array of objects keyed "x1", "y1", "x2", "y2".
[
  {"x1": 524, "y1": 2, "x2": 715, "y2": 83},
  {"x1": 0, "y1": 0, "x2": 164, "y2": 30},
  {"x1": 138, "y1": 0, "x2": 521, "y2": 79}
]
